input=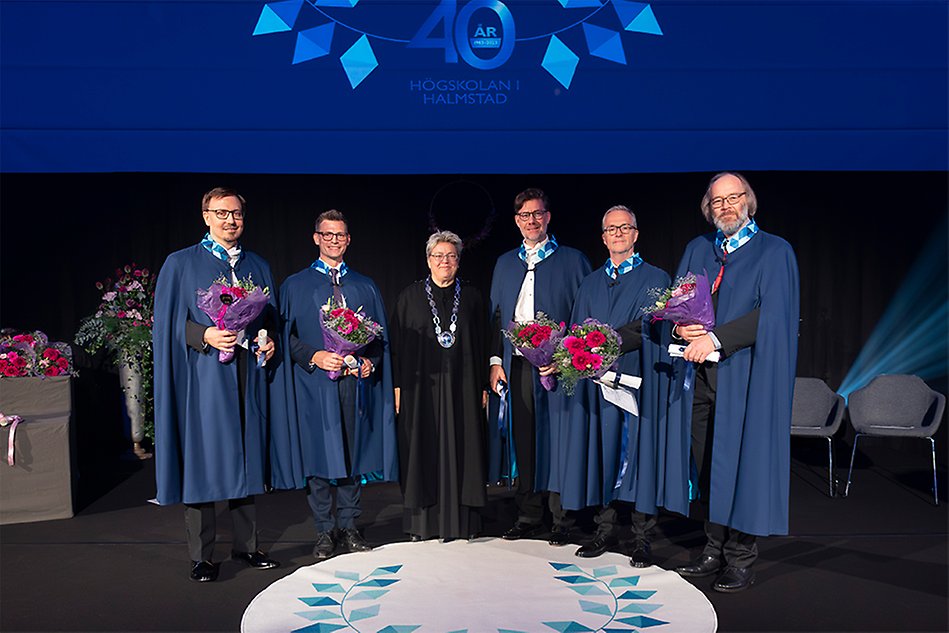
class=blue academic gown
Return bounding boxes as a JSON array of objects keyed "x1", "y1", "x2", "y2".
[
  {"x1": 554, "y1": 262, "x2": 674, "y2": 513},
  {"x1": 668, "y1": 229, "x2": 799, "y2": 536},
  {"x1": 153, "y1": 244, "x2": 279, "y2": 506},
  {"x1": 487, "y1": 245, "x2": 591, "y2": 488},
  {"x1": 270, "y1": 267, "x2": 397, "y2": 489}
]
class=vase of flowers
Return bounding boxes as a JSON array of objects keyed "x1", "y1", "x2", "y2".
[{"x1": 75, "y1": 264, "x2": 155, "y2": 459}]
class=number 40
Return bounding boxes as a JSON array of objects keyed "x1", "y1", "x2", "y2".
[{"x1": 408, "y1": 0, "x2": 515, "y2": 70}]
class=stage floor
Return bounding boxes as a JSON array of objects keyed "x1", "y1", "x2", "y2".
[{"x1": 1, "y1": 440, "x2": 946, "y2": 632}]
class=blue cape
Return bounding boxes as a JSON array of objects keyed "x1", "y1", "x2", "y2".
[
  {"x1": 153, "y1": 244, "x2": 279, "y2": 505},
  {"x1": 486, "y1": 245, "x2": 591, "y2": 486},
  {"x1": 270, "y1": 267, "x2": 397, "y2": 488},
  {"x1": 668, "y1": 229, "x2": 799, "y2": 535},
  {"x1": 553, "y1": 262, "x2": 676, "y2": 513}
]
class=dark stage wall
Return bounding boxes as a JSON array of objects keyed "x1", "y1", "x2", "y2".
[{"x1": 1, "y1": 171, "x2": 947, "y2": 394}]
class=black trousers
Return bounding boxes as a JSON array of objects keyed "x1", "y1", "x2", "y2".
[
  {"x1": 510, "y1": 356, "x2": 570, "y2": 527},
  {"x1": 184, "y1": 497, "x2": 257, "y2": 562},
  {"x1": 306, "y1": 376, "x2": 361, "y2": 533},
  {"x1": 593, "y1": 504, "x2": 656, "y2": 541},
  {"x1": 691, "y1": 364, "x2": 758, "y2": 568}
]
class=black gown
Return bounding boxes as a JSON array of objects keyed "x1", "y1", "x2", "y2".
[{"x1": 390, "y1": 278, "x2": 488, "y2": 539}]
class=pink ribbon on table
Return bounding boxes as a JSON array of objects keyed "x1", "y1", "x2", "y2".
[{"x1": 0, "y1": 412, "x2": 24, "y2": 466}]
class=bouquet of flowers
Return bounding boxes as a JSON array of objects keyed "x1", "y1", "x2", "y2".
[
  {"x1": 76, "y1": 264, "x2": 155, "y2": 367},
  {"x1": 502, "y1": 312, "x2": 565, "y2": 391},
  {"x1": 196, "y1": 274, "x2": 270, "y2": 363},
  {"x1": 0, "y1": 329, "x2": 76, "y2": 378},
  {"x1": 642, "y1": 272, "x2": 716, "y2": 330},
  {"x1": 552, "y1": 319, "x2": 622, "y2": 396},
  {"x1": 319, "y1": 297, "x2": 384, "y2": 380}
]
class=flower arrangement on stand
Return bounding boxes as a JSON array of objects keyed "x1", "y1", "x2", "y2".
[
  {"x1": 75, "y1": 264, "x2": 155, "y2": 458},
  {"x1": 552, "y1": 319, "x2": 622, "y2": 395}
]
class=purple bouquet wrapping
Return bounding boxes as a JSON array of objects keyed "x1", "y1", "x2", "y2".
[
  {"x1": 642, "y1": 272, "x2": 716, "y2": 330},
  {"x1": 196, "y1": 275, "x2": 270, "y2": 363},
  {"x1": 318, "y1": 297, "x2": 383, "y2": 380},
  {"x1": 501, "y1": 313, "x2": 565, "y2": 391}
]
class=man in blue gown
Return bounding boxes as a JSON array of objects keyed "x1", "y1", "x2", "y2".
[
  {"x1": 488, "y1": 188, "x2": 591, "y2": 545},
  {"x1": 554, "y1": 205, "x2": 672, "y2": 566},
  {"x1": 670, "y1": 172, "x2": 799, "y2": 592},
  {"x1": 153, "y1": 187, "x2": 280, "y2": 582},
  {"x1": 273, "y1": 209, "x2": 397, "y2": 560}
]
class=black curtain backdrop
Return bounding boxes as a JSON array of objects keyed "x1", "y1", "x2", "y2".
[{"x1": 1, "y1": 171, "x2": 947, "y2": 394}]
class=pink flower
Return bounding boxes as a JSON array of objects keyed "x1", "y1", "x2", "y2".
[
  {"x1": 585, "y1": 330, "x2": 607, "y2": 348},
  {"x1": 564, "y1": 336, "x2": 586, "y2": 353},
  {"x1": 117, "y1": 311, "x2": 126, "y2": 318},
  {"x1": 12, "y1": 334, "x2": 35, "y2": 346},
  {"x1": 571, "y1": 351, "x2": 592, "y2": 371}
]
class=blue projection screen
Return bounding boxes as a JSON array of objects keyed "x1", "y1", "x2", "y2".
[{"x1": 1, "y1": 0, "x2": 946, "y2": 174}]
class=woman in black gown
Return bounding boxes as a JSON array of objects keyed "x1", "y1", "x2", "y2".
[{"x1": 390, "y1": 231, "x2": 488, "y2": 540}]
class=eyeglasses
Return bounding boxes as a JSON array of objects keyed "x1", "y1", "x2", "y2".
[
  {"x1": 429, "y1": 253, "x2": 459, "y2": 262},
  {"x1": 514, "y1": 210, "x2": 548, "y2": 221},
  {"x1": 317, "y1": 231, "x2": 348, "y2": 241},
  {"x1": 206, "y1": 208, "x2": 244, "y2": 220},
  {"x1": 602, "y1": 224, "x2": 637, "y2": 236},
  {"x1": 709, "y1": 192, "x2": 746, "y2": 210}
]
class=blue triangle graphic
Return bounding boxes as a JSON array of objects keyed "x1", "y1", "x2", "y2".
[
  {"x1": 293, "y1": 610, "x2": 343, "y2": 621},
  {"x1": 349, "y1": 589, "x2": 389, "y2": 600},
  {"x1": 542, "y1": 622, "x2": 595, "y2": 633},
  {"x1": 376, "y1": 627, "x2": 422, "y2": 633},
  {"x1": 293, "y1": 23, "x2": 335, "y2": 64},
  {"x1": 628, "y1": 3, "x2": 663, "y2": 35},
  {"x1": 340, "y1": 35, "x2": 378, "y2": 89},
  {"x1": 582, "y1": 23, "x2": 626, "y2": 65},
  {"x1": 372, "y1": 564, "x2": 403, "y2": 575},
  {"x1": 550, "y1": 562, "x2": 582, "y2": 572},
  {"x1": 616, "y1": 615, "x2": 669, "y2": 627},
  {"x1": 291, "y1": 622, "x2": 348, "y2": 633},
  {"x1": 541, "y1": 35, "x2": 579, "y2": 89},
  {"x1": 253, "y1": 1, "x2": 302, "y2": 36},
  {"x1": 298, "y1": 596, "x2": 341, "y2": 607},
  {"x1": 347, "y1": 604, "x2": 380, "y2": 622}
]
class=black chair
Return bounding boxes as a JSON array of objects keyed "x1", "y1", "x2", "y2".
[
  {"x1": 791, "y1": 377, "x2": 845, "y2": 497},
  {"x1": 844, "y1": 374, "x2": 946, "y2": 505}
]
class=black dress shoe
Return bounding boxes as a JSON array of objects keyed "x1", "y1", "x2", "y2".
[
  {"x1": 339, "y1": 528, "x2": 372, "y2": 553},
  {"x1": 628, "y1": 539, "x2": 652, "y2": 568},
  {"x1": 674, "y1": 554, "x2": 723, "y2": 578},
  {"x1": 232, "y1": 550, "x2": 280, "y2": 570},
  {"x1": 713, "y1": 566, "x2": 756, "y2": 593},
  {"x1": 408, "y1": 533, "x2": 423, "y2": 542},
  {"x1": 190, "y1": 560, "x2": 218, "y2": 582},
  {"x1": 575, "y1": 533, "x2": 618, "y2": 558},
  {"x1": 548, "y1": 526, "x2": 571, "y2": 547},
  {"x1": 313, "y1": 531, "x2": 336, "y2": 560},
  {"x1": 502, "y1": 522, "x2": 544, "y2": 541}
]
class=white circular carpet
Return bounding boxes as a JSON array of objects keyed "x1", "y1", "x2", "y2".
[{"x1": 242, "y1": 538, "x2": 717, "y2": 632}]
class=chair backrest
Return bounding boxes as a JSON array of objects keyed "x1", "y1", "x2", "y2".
[
  {"x1": 791, "y1": 377, "x2": 845, "y2": 436},
  {"x1": 848, "y1": 374, "x2": 946, "y2": 437}
]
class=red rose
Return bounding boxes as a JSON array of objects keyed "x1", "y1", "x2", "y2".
[
  {"x1": 42, "y1": 348, "x2": 59, "y2": 360},
  {"x1": 330, "y1": 308, "x2": 346, "y2": 318},
  {"x1": 56, "y1": 357, "x2": 69, "y2": 369},
  {"x1": 230, "y1": 286, "x2": 247, "y2": 299},
  {"x1": 536, "y1": 325, "x2": 552, "y2": 339},
  {"x1": 44, "y1": 366, "x2": 62, "y2": 377},
  {"x1": 12, "y1": 334, "x2": 35, "y2": 345},
  {"x1": 530, "y1": 333, "x2": 547, "y2": 347},
  {"x1": 117, "y1": 311, "x2": 126, "y2": 318},
  {"x1": 585, "y1": 330, "x2": 607, "y2": 348}
]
